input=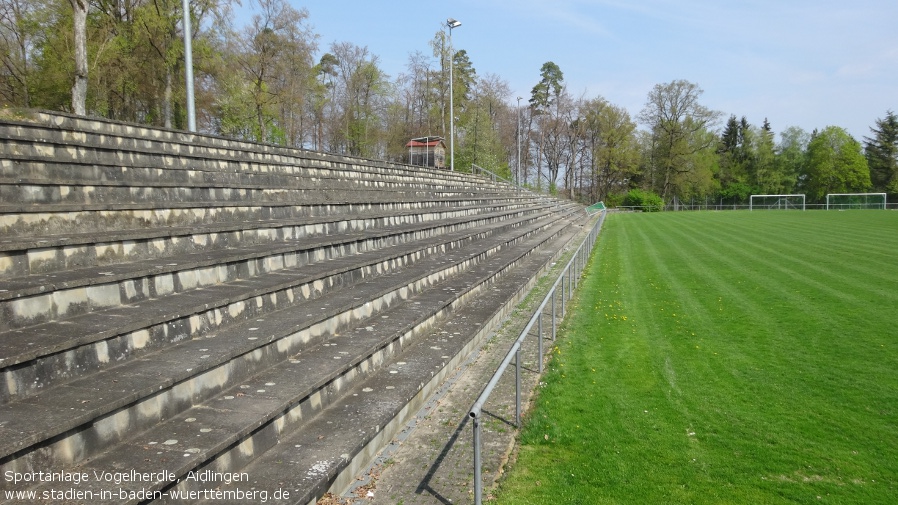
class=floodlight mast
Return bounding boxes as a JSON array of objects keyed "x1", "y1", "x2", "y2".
[
  {"x1": 516, "y1": 96, "x2": 522, "y2": 185},
  {"x1": 182, "y1": 0, "x2": 196, "y2": 132},
  {"x1": 446, "y1": 18, "x2": 461, "y2": 171}
]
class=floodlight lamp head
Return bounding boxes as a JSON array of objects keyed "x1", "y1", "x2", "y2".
[{"x1": 447, "y1": 18, "x2": 462, "y2": 29}]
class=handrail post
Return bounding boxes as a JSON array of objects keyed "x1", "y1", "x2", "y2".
[
  {"x1": 569, "y1": 262, "x2": 574, "y2": 293},
  {"x1": 552, "y1": 289, "x2": 557, "y2": 340},
  {"x1": 562, "y1": 275, "x2": 566, "y2": 316},
  {"x1": 515, "y1": 347, "x2": 522, "y2": 427},
  {"x1": 538, "y1": 313, "x2": 543, "y2": 373},
  {"x1": 473, "y1": 413, "x2": 482, "y2": 505}
]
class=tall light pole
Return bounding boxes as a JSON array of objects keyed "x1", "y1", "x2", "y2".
[
  {"x1": 516, "y1": 96, "x2": 522, "y2": 185},
  {"x1": 182, "y1": 0, "x2": 196, "y2": 132},
  {"x1": 446, "y1": 18, "x2": 461, "y2": 171}
]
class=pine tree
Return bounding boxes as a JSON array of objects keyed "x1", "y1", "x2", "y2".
[{"x1": 864, "y1": 110, "x2": 898, "y2": 194}]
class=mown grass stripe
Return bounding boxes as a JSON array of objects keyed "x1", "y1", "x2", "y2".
[{"x1": 495, "y1": 211, "x2": 898, "y2": 505}]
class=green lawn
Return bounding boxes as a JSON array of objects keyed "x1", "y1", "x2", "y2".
[{"x1": 495, "y1": 211, "x2": 898, "y2": 505}]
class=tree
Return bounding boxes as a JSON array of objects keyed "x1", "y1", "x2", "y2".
[
  {"x1": 577, "y1": 97, "x2": 639, "y2": 202},
  {"x1": 392, "y1": 50, "x2": 436, "y2": 148},
  {"x1": 330, "y1": 41, "x2": 389, "y2": 157},
  {"x1": 717, "y1": 115, "x2": 751, "y2": 198},
  {"x1": 429, "y1": 29, "x2": 450, "y2": 140},
  {"x1": 528, "y1": 61, "x2": 567, "y2": 190},
  {"x1": 775, "y1": 126, "x2": 809, "y2": 194},
  {"x1": 69, "y1": 0, "x2": 87, "y2": 114},
  {"x1": 216, "y1": 0, "x2": 316, "y2": 144},
  {"x1": 802, "y1": 126, "x2": 871, "y2": 201},
  {"x1": 0, "y1": 0, "x2": 46, "y2": 107},
  {"x1": 456, "y1": 72, "x2": 512, "y2": 176},
  {"x1": 752, "y1": 118, "x2": 777, "y2": 193},
  {"x1": 864, "y1": 110, "x2": 898, "y2": 194},
  {"x1": 638, "y1": 79, "x2": 721, "y2": 200},
  {"x1": 308, "y1": 52, "x2": 338, "y2": 150}
]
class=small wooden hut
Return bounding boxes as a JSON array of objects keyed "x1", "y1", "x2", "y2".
[{"x1": 406, "y1": 136, "x2": 446, "y2": 168}]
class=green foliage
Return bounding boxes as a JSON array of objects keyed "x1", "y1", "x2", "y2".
[
  {"x1": 638, "y1": 80, "x2": 721, "y2": 201},
  {"x1": 751, "y1": 120, "x2": 777, "y2": 193},
  {"x1": 623, "y1": 188, "x2": 664, "y2": 211},
  {"x1": 717, "y1": 116, "x2": 780, "y2": 200},
  {"x1": 719, "y1": 180, "x2": 752, "y2": 203},
  {"x1": 864, "y1": 110, "x2": 898, "y2": 194},
  {"x1": 0, "y1": 0, "x2": 49, "y2": 107},
  {"x1": 774, "y1": 126, "x2": 809, "y2": 193},
  {"x1": 578, "y1": 98, "x2": 640, "y2": 203},
  {"x1": 604, "y1": 192, "x2": 626, "y2": 208},
  {"x1": 457, "y1": 103, "x2": 507, "y2": 174},
  {"x1": 717, "y1": 115, "x2": 751, "y2": 187},
  {"x1": 803, "y1": 126, "x2": 871, "y2": 201}
]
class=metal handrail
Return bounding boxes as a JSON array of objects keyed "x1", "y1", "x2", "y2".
[
  {"x1": 471, "y1": 164, "x2": 517, "y2": 187},
  {"x1": 468, "y1": 210, "x2": 607, "y2": 505}
]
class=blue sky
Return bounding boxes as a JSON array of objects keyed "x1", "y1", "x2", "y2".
[{"x1": 237, "y1": 0, "x2": 897, "y2": 141}]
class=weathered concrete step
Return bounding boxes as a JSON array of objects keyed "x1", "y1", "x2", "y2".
[
  {"x1": 0, "y1": 198, "x2": 540, "y2": 255},
  {"x1": 0, "y1": 189, "x2": 502, "y2": 213},
  {"x1": 0, "y1": 206, "x2": 581, "y2": 405},
  {"x1": 0, "y1": 195, "x2": 541, "y2": 237},
  {"x1": 0, "y1": 138, "x2": 484, "y2": 191},
  {"x1": 0, "y1": 202, "x2": 556, "y2": 301},
  {"x1": 0, "y1": 182, "x2": 509, "y2": 207},
  {"x1": 0, "y1": 211, "x2": 581, "y2": 480},
  {"x1": 0, "y1": 203, "x2": 573, "y2": 340},
  {"x1": 12, "y1": 209, "x2": 583, "y2": 503},
  {"x1": 0, "y1": 159, "x2": 509, "y2": 194},
  {"x1": 0, "y1": 121, "x2": 491, "y2": 192}
]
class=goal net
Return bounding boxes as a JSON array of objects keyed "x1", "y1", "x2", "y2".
[
  {"x1": 825, "y1": 193, "x2": 887, "y2": 210},
  {"x1": 749, "y1": 194, "x2": 806, "y2": 211}
]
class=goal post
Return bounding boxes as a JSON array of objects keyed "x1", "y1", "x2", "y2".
[
  {"x1": 825, "y1": 193, "x2": 887, "y2": 210},
  {"x1": 749, "y1": 194, "x2": 806, "y2": 211}
]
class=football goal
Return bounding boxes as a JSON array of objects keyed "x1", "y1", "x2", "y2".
[
  {"x1": 825, "y1": 193, "x2": 887, "y2": 210},
  {"x1": 749, "y1": 194, "x2": 806, "y2": 211}
]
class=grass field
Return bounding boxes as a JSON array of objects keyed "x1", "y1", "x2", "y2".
[{"x1": 494, "y1": 210, "x2": 898, "y2": 505}]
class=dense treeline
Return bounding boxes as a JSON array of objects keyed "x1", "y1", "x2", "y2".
[{"x1": 2, "y1": 0, "x2": 896, "y2": 206}]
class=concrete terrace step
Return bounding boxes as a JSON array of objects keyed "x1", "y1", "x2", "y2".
[
  {"x1": 0, "y1": 199, "x2": 537, "y2": 254},
  {"x1": 0, "y1": 201, "x2": 548, "y2": 285},
  {"x1": 0, "y1": 158, "x2": 511, "y2": 195},
  {"x1": 0, "y1": 204, "x2": 580, "y2": 404},
  {"x1": 0, "y1": 208, "x2": 582, "y2": 489},
  {"x1": 0, "y1": 184, "x2": 512, "y2": 208},
  {"x1": 0, "y1": 115, "x2": 502, "y2": 193},
  {"x1": 0, "y1": 201, "x2": 558, "y2": 300},
  {"x1": 0, "y1": 195, "x2": 543, "y2": 238},
  {"x1": 16, "y1": 207, "x2": 585, "y2": 504}
]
